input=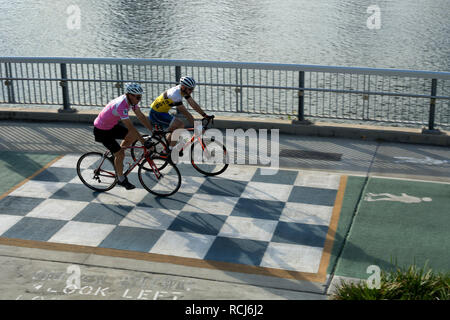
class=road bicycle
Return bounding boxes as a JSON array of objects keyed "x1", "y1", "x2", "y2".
[
  {"x1": 76, "y1": 140, "x2": 182, "y2": 197},
  {"x1": 131, "y1": 115, "x2": 229, "y2": 176}
]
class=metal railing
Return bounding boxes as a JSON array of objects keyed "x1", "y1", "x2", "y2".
[{"x1": 1, "y1": 56, "x2": 450, "y2": 130}]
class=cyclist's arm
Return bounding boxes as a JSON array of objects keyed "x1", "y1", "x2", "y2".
[
  {"x1": 133, "y1": 107, "x2": 154, "y2": 133},
  {"x1": 121, "y1": 118, "x2": 146, "y2": 145},
  {"x1": 185, "y1": 97, "x2": 207, "y2": 118},
  {"x1": 176, "y1": 104, "x2": 195, "y2": 126}
]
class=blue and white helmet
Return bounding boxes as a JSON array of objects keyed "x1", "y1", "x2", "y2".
[
  {"x1": 125, "y1": 82, "x2": 144, "y2": 95},
  {"x1": 179, "y1": 76, "x2": 196, "y2": 89}
]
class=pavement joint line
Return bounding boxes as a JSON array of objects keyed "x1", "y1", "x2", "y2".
[
  {"x1": 324, "y1": 142, "x2": 380, "y2": 293},
  {"x1": 324, "y1": 175, "x2": 370, "y2": 294},
  {"x1": 367, "y1": 141, "x2": 381, "y2": 177}
]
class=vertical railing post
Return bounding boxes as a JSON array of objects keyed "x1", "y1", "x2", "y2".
[
  {"x1": 238, "y1": 68, "x2": 243, "y2": 112},
  {"x1": 298, "y1": 71, "x2": 305, "y2": 121},
  {"x1": 428, "y1": 78, "x2": 437, "y2": 131},
  {"x1": 58, "y1": 63, "x2": 76, "y2": 113},
  {"x1": 175, "y1": 66, "x2": 181, "y2": 85},
  {"x1": 175, "y1": 66, "x2": 181, "y2": 115},
  {"x1": 115, "y1": 64, "x2": 123, "y2": 96},
  {"x1": 5, "y1": 63, "x2": 16, "y2": 103},
  {"x1": 234, "y1": 69, "x2": 240, "y2": 112},
  {"x1": 362, "y1": 75, "x2": 369, "y2": 120}
]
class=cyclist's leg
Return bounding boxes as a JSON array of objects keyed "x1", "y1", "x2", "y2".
[
  {"x1": 114, "y1": 125, "x2": 138, "y2": 189},
  {"x1": 99, "y1": 123, "x2": 126, "y2": 175},
  {"x1": 167, "y1": 118, "x2": 184, "y2": 148},
  {"x1": 150, "y1": 109, "x2": 179, "y2": 147},
  {"x1": 94, "y1": 125, "x2": 124, "y2": 162},
  {"x1": 94, "y1": 124, "x2": 135, "y2": 189},
  {"x1": 120, "y1": 125, "x2": 139, "y2": 150}
]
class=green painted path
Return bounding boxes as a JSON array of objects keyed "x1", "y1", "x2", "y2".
[
  {"x1": 333, "y1": 176, "x2": 450, "y2": 279},
  {"x1": 0, "y1": 151, "x2": 60, "y2": 197}
]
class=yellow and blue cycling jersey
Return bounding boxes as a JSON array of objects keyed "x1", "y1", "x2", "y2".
[
  {"x1": 149, "y1": 85, "x2": 191, "y2": 128},
  {"x1": 150, "y1": 85, "x2": 190, "y2": 113}
]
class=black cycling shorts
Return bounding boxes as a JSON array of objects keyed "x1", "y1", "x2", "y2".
[{"x1": 93, "y1": 123, "x2": 128, "y2": 154}]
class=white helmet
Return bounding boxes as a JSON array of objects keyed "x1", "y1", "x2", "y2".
[
  {"x1": 125, "y1": 82, "x2": 144, "y2": 95},
  {"x1": 180, "y1": 76, "x2": 196, "y2": 89}
]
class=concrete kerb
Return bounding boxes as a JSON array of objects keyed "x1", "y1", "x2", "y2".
[
  {"x1": 0, "y1": 107, "x2": 449, "y2": 146},
  {"x1": 0, "y1": 244, "x2": 327, "y2": 294}
]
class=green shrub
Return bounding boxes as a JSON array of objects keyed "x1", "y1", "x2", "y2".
[{"x1": 332, "y1": 264, "x2": 450, "y2": 300}]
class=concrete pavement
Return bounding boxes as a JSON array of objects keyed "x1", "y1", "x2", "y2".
[{"x1": 0, "y1": 110, "x2": 449, "y2": 301}]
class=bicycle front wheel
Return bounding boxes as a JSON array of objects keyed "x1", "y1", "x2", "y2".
[
  {"x1": 76, "y1": 152, "x2": 117, "y2": 192},
  {"x1": 138, "y1": 156, "x2": 181, "y2": 197},
  {"x1": 191, "y1": 138, "x2": 229, "y2": 176}
]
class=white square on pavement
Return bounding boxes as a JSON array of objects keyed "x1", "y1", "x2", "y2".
[
  {"x1": 50, "y1": 154, "x2": 79, "y2": 168},
  {"x1": 93, "y1": 187, "x2": 148, "y2": 206},
  {"x1": 177, "y1": 176, "x2": 205, "y2": 194},
  {"x1": 150, "y1": 230, "x2": 215, "y2": 259},
  {"x1": 218, "y1": 216, "x2": 278, "y2": 242},
  {"x1": 119, "y1": 207, "x2": 179, "y2": 230},
  {"x1": 0, "y1": 215, "x2": 23, "y2": 235},
  {"x1": 280, "y1": 202, "x2": 333, "y2": 226},
  {"x1": 26, "y1": 199, "x2": 89, "y2": 221},
  {"x1": 241, "y1": 182, "x2": 293, "y2": 202},
  {"x1": 182, "y1": 194, "x2": 240, "y2": 216},
  {"x1": 260, "y1": 242, "x2": 323, "y2": 273},
  {"x1": 9, "y1": 181, "x2": 66, "y2": 199},
  {"x1": 48, "y1": 221, "x2": 115, "y2": 247},
  {"x1": 295, "y1": 171, "x2": 341, "y2": 189},
  {"x1": 216, "y1": 164, "x2": 257, "y2": 181}
]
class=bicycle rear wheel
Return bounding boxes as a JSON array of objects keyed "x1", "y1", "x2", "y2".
[
  {"x1": 76, "y1": 152, "x2": 117, "y2": 192},
  {"x1": 191, "y1": 138, "x2": 229, "y2": 176},
  {"x1": 138, "y1": 156, "x2": 181, "y2": 197}
]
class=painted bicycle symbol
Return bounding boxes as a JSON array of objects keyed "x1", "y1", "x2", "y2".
[{"x1": 364, "y1": 193, "x2": 432, "y2": 204}]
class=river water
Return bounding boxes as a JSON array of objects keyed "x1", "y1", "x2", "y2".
[{"x1": 1, "y1": 0, "x2": 450, "y2": 72}]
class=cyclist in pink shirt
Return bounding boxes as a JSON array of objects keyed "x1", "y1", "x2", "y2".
[{"x1": 93, "y1": 83, "x2": 153, "y2": 190}]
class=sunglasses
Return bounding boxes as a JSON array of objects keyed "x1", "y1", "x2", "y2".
[
  {"x1": 182, "y1": 87, "x2": 194, "y2": 93},
  {"x1": 132, "y1": 94, "x2": 142, "y2": 100}
]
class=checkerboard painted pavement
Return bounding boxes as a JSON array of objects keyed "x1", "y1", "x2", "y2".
[{"x1": 0, "y1": 154, "x2": 346, "y2": 282}]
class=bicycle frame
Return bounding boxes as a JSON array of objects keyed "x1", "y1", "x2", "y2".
[
  {"x1": 126, "y1": 146, "x2": 163, "y2": 179},
  {"x1": 99, "y1": 146, "x2": 162, "y2": 180},
  {"x1": 91, "y1": 152, "x2": 116, "y2": 182},
  {"x1": 130, "y1": 115, "x2": 227, "y2": 177},
  {"x1": 153, "y1": 117, "x2": 214, "y2": 158}
]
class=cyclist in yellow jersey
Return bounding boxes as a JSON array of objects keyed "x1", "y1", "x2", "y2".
[{"x1": 149, "y1": 76, "x2": 210, "y2": 148}]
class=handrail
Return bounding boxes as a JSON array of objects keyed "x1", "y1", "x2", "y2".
[
  {"x1": 1, "y1": 56, "x2": 450, "y2": 80},
  {"x1": 1, "y1": 76, "x2": 449, "y2": 100}
]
